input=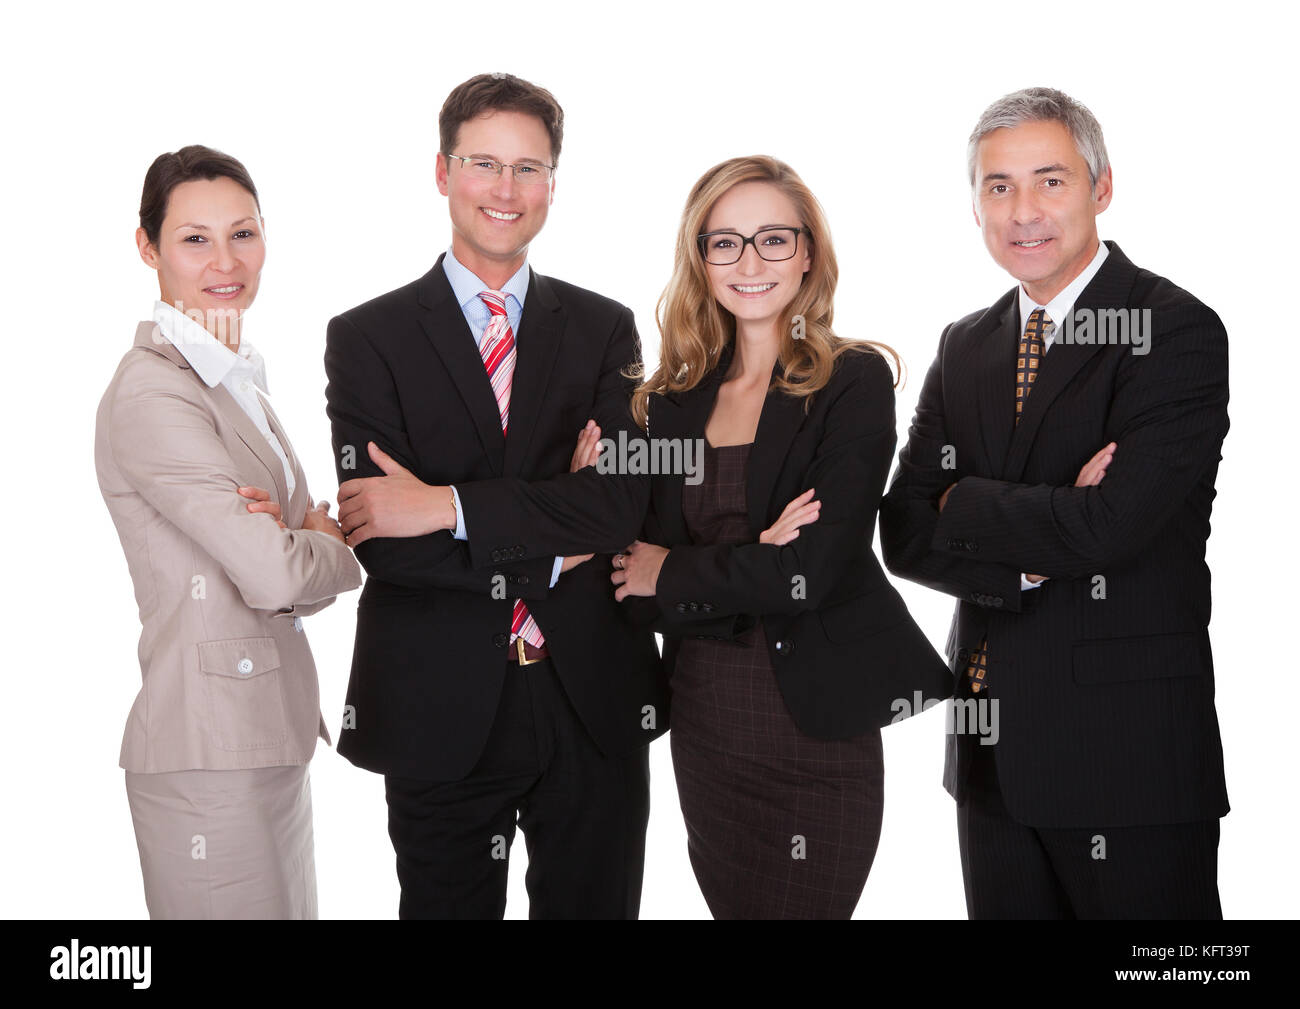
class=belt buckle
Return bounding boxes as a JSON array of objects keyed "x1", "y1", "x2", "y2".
[{"x1": 516, "y1": 637, "x2": 542, "y2": 666}]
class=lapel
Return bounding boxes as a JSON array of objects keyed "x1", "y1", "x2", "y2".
[
  {"x1": 133, "y1": 321, "x2": 292, "y2": 509},
  {"x1": 259, "y1": 394, "x2": 306, "y2": 523},
  {"x1": 1002, "y1": 240, "x2": 1139, "y2": 480},
  {"x1": 415, "y1": 254, "x2": 565, "y2": 477},
  {"x1": 971, "y1": 291, "x2": 1020, "y2": 480},
  {"x1": 656, "y1": 340, "x2": 806, "y2": 542},
  {"x1": 503, "y1": 269, "x2": 564, "y2": 477}
]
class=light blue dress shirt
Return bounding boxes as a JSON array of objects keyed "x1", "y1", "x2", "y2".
[{"x1": 442, "y1": 246, "x2": 564, "y2": 588}]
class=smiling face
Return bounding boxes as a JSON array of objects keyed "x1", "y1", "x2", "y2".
[
  {"x1": 436, "y1": 109, "x2": 555, "y2": 287},
  {"x1": 136, "y1": 176, "x2": 264, "y2": 344},
  {"x1": 701, "y1": 180, "x2": 811, "y2": 333},
  {"x1": 972, "y1": 118, "x2": 1112, "y2": 304}
]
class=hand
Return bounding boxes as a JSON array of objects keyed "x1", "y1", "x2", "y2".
[
  {"x1": 561, "y1": 553, "x2": 594, "y2": 572},
  {"x1": 611, "y1": 540, "x2": 669, "y2": 601},
  {"x1": 938, "y1": 482, "x2": 957, "y2": 513},
  {"x1": 238, "y1": 485, "x2": 285, "y2": 529},
  {"x1": 302, "y1": 500, "x2": 346, "y2": 544},
  {"x1": 1025, "y1": 573, "x2": 1047, "y2": 584},
  {"x1": 337, "y1": 442, "x2": 453, "y2": 547},
  {"x1": 760, "y1": 488, "x2": 820, "y2": 545},
  {"x1": 570, "y1": 419, "x2": 602, "y2": 472},
  {"x1": 1075, "y1": 441, "x2": 1117, "y2": 487}
]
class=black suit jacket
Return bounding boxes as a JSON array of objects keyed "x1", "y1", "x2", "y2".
[
  {"x1": 324, "y1": 254, "x2": 666, "y2": 779},
  {"x1": 880, "y1": 241, "x2": 1230, "y2": 828},
  {"x1": 624, "y1": 341, "x2": 950, "y2": 739}
]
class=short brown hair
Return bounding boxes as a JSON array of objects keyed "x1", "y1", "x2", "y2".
[
  {"x1": 139, "y1": 145, "x2": 259, "y2": 246},
  {"x1": 438, "y1": 73, "x2": 564, "y2": 166}
]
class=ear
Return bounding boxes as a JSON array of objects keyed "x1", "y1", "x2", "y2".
[
  {"x1": 435, "y1": 153, "x2": 450, "y2": 196},
  {"x1": 971, "y1": 198, "x2": 982, "y2": 229},
  {"x1": 548, "y1": 174, "x2": 556, "y2": 206},
  {"x1": 136, "y1": 226, "x2": 159, "y2": 268},
  {"x1": 259, "y1": 214, "x2": 268, "y2": 242},
  {"x1": 1092, "y1": 165, "x2": 1114, "y2": 214}
]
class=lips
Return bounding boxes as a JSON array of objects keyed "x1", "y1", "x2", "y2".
[
  {"x1": 730, "y1": 282, "x2": 777, "y2": 297},
  {"x1": 481, "y1": 207, "x2": 521, "y2": 222},
  {"x1": 1012, "y1": 238, "x2": 1053, "y2": 249},
  {"x1": 204, "y1": 283, "x2": 244, "y2": 299}
]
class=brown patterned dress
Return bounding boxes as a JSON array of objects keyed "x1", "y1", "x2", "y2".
[{"x1": 668, "y1": 440, "x2": 885, "y2": 919}]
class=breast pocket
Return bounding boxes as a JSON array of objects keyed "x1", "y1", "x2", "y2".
[{"x1": 197, "y1": 636, "x2": 288, "y2": 750}]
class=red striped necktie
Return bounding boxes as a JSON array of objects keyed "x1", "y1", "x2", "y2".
[{"x1": 479, "y1": 290, "x2": 544, "y2": 649}]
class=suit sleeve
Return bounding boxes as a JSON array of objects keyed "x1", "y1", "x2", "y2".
[
  {"x1": 452, "y1": 305, "x2": 651, "y2": 565},
  {"x1": 932, "y1": 303, "x2": 1229, "y2": 577},
  {"x1": 275, "y1": 474, "x2": 339, "y2": 619},
  {"x1": 323, "y1": 313, "x2": 554, "y2": 596},
  {"x1": 878, "y1": 325, "x2": 1025, "y2": 611},
  {"x1": 652, "y1": 352, "x2": 896, "y2": 621},
  {"x1": 108, "y1": 364, "x2": 362, "y2": 613}
]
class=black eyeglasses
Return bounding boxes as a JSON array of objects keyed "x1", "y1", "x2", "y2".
[{"x1": 697, "y1": 226, "x2": 809, "y2": 265}]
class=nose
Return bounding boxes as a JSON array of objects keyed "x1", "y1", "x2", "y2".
[
  {"x1": 1010, "y1": 187, "x2": 1043, "y2": 228},
  {"x1": 212, "y1": 239, "x2": 237, "y2": 274},
  {"x1": 735, "y1": 240, "x2": 765, "y2": 275},
  {"x1": 489, "y1": 166, "x2": 518, "y2": 201}
]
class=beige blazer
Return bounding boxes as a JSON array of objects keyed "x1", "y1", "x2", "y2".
[{"x1": 95, "y1": 321, "x2": 362, "y2": 773}]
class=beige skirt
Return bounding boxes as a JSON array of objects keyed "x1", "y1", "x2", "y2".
[{"x1": 124, "y1": 763, "x2": 317, "y2": 919}]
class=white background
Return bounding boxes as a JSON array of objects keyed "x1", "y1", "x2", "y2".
[{"x1": 3, "y1": 0, "x2": 1295, "y2": 919}]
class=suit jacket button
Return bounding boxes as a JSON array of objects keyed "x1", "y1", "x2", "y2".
[
  {"x1": 688, "y1": 602, "x2": 700, "y2": 612},
  {"x1": 292, "y1": 617, "x2": 303, "y2": 632},
  {"x1": 702, "y1": 603, "x2": 714, "y2": 612},
  {"x1": 774, "y1": 639, "x2": 794, "y2": 655},
  {"x1": 491, "y1": 549, "x2": 502, "y2": 562},
  {"x1": 676, "y1": 602, "x2": 687, "y2": 613},
  {"x1": 517, "y1": 575, "x2": 529, "y2": 585},
  {"x1": 993, "y1": 596, "x2": 1003, "y2": 607},
  {"x1": 492, "y1": 632, "x2": 509, "y2": 647},
  {"x1": 956, "y1": 647, "x2": 970, "y2": 662}
]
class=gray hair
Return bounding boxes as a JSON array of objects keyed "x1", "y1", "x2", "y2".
[{"x1": 967, "y1": 87, "x2": 1109, "y2": 191}]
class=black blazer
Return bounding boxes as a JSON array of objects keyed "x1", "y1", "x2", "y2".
[
  {"x1": 628, "y1": 341, "x2": 950, "y2": 740},
  {"x1": 324, "y1": 254, "x2": 666, "y2": 780},
  {"x1": 880, "y1": 242, "x2": 1230, "y2": 828}
]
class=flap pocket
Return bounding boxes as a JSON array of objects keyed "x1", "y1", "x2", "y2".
[
  {"x1": 818, "y1": 588, "x2": 908, "y2": 642},
  {"x1": 197, "y1": 636, "x2": 281, "y2": 680},
  {"x1": 1072, "y1": 632, "x2": 1203, "y2": 685}
]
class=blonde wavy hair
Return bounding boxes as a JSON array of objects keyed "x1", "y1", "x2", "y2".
[{"x1": 629, "y1": 155, "x2": 900, "y2": 430}]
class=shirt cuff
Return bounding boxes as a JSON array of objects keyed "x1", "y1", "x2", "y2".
[
  {"x1": 1021, "y1": 573, "x2": 1045, "y2": 590},
  {"x1": 549, "y1": 556, "x2": 563, "y2": 588},
  {"x1": 451, "y1": 485, "x2": 467, "y2": 540}
]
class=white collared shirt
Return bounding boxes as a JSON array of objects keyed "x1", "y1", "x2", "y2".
[
  {"x1": 1016, "y1": 240, "x2": 1110, "y2": 353},
  {"x1": 152, "y1": 300, "x2": 296, "y2": 500}
]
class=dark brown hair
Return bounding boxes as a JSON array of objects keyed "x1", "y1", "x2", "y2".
[
  {"x1": 438, "y1": 73, "x2": 564, "y2": 165},
  {"x1": 138, "y1": 145, "x2": 260, "y2": 246}
]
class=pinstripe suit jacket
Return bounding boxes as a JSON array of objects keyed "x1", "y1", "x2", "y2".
[{"x1": 880, "y1": 242, "x2": 1230, "y2": 828}]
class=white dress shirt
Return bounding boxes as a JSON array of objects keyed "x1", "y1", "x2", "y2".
[
  {"x1": 1012, "y1": 240, "x2": 1109, "y2": 590},
  {"x1": 152, "y1": 300, "x2": 296, "y2": 501}
]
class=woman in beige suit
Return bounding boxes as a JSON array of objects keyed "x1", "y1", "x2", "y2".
[{"x1": 94, "y1": 145, "x2": 362, "y2": 919}]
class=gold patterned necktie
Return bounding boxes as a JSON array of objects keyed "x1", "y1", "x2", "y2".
[{"x1": 966, "y1": 307, "x2": 1053, "y2": 694}]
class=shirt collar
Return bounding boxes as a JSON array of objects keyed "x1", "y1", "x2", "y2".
[
  {"x1": 152, "y1": 300, "x2": 258, "y2": 388},
  {"x1": 442, "y1": 245, "x2": 530, "y2": 313},
  {"x1": 1017, "y1": 240, "x2": 1110, "y2": 333}
]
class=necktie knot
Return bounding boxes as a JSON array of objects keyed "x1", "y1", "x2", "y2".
[
  {"x1": 1025, "y1": 307, "x2": 1055, "y2": 339},
  {"x1": 479, "y1": 290, "x2": 508, "y2": 317}
]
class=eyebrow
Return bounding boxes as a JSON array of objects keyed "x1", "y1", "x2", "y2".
[
  {"x1": 174, "y1": 217, "x2": 258, "y2": 232},
  {"x1": 464, "y1": 153, "x2": 548, "y2": 165},
  {"x1": 981, "y1": 164, "x2": 1075, "y2": 185},
  {"x1": 705, "y1": 224, "x2": 799, "y2": 233}
]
